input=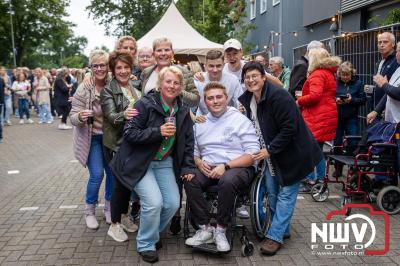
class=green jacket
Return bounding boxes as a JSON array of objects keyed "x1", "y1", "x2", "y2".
[
  {"x1": 140, "y1": 64, "x2": 200, "y2": 107},
  {"x1": 100, "y1": 79, "x2": 141, "y2": 152},
  {"x1": 278, "y1": 67, "x2": 291, "y2": 91}
]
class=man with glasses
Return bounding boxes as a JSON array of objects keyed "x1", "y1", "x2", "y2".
[{"x1": 135, "y1": 47, "x2": 155, "y2": 78}]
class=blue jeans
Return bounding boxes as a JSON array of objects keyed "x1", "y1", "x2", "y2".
[
  {"x1": 265, "y1": 166, "x2": 300, "y2": 244},
  {"x1": 3, "y1": 95, "x2": 12, "y2": 123},
  {"x1": 86, "y1": 135, "x2": 114, "y2": 204},
  {"x1": 38, "y1": 103, "x2": 53, "y2": 123},
  {"x1": 133, "y1": 157, "x2": 180, "y2": 252},
  {"x1": 18, "y1": 98, "x2": 30, "y2": 119},
  {"x1": 334, "y1": 117, "x2": 359, "y2": 146},
  {"x1": 304, "y1": 159, "x2": 326, "y2": 182}
]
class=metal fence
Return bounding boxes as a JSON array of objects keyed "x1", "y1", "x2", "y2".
[{"x1": 293, "y1": 23, "x2": 400, "y2": 133}]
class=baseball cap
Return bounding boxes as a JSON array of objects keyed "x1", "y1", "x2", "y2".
[{"x1": 223, "y1": 39, "x2": 242, "y2": 51}]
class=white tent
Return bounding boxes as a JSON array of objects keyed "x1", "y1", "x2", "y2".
[{"x1": 137, "y1": 2, "x2": 223, "y2": 56}]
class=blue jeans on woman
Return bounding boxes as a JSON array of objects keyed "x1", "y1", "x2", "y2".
[
  {"x1": 18, "y1": 98, "x2": 30, "y2": 119},
  {"x1": 334, "y1": 117, "x2": 359, "y2": 147},
  {"x1": 264, "y1": 166, "x2": 300, "y2": 244},
  {"x1": 38, "y1": 103, "x2": 53, "y2": 123},
  {"x1": 3, "y1": 95, "x2": 12, "y2": 123},
  {"x1": 86, "y1": 134, "x2": 114, "y2": 204},
  {"x1": 133, "y1": 157, "x2": 180, "y2": 252}
]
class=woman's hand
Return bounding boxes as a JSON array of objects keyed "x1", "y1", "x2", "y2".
[
  {"x1": 124, "y1": 107, "x2": 139, "y2": 120},
  {"x1": 182, "y1": 174, "x2": 195, "y2": 182},
  {"x1": 252, "y1": 148, "x2": 269, "y2": 161},
  {"x1": 78, "y1": 109, "x2": 93, "y2": 122},
  {"x1": 160, "y1": 123, "x2": 176, "y2": 137},
  {"x1": 194, "y1": 115, "x2": 207, "y2": 123},
  {"x1": 344, "y1": 94, "x2": 352, "y2": 104}
]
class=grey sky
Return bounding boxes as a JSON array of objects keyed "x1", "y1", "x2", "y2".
[{"x1": 66, "y1": 0, "x2": 116, "y2": 55}]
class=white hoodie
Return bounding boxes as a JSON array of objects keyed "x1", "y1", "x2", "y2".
[{"x1": 194, "y1": 107, "x2": 260, "y2": 165}]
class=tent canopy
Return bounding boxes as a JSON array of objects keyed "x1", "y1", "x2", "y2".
[{"x1": 137, "y1": 3, "x2": 223, "y2": 56}]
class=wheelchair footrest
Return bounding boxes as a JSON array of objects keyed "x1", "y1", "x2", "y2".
[{"x1": 192, "y1": 243, "x2": 220, "y2": 254}]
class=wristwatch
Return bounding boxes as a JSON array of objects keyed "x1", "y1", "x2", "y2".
[{"x1": 224, "y1": 163, "x2": 231, "y2": 171}]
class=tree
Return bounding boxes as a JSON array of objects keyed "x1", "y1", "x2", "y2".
[
  {"x1": 369, "y1": 8, "x2": 400, "y2": 26},
  {"x1": 86, "y1": 0, "x2": 169, "y2": 39},
  {"x1": 0, "y1": 0, "x2": 88, "y2": 68}
]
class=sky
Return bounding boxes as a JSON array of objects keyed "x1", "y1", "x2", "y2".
[{"x1": 66, "y1": 0, "x2": 116, "y2": 55}]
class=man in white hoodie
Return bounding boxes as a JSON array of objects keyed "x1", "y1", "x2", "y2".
[{"x1": 183, "y1": 82, "x2": 259, "y2": 252}]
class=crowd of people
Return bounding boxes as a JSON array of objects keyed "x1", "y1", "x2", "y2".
[{"x1": 1, "y1": 30, "x2": 399, "y2": 263}]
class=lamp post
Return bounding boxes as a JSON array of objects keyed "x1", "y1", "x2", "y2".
[
  {"x1": 60, "y1": 47, "x2": 64, "y2": 66},
  {"x1": 8, "y1": 0, "x2": 17, "y2": 68}
]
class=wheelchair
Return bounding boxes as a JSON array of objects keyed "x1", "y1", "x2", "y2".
[
  {"x1": 311, "y1": 135, "x2": 400, "y2": 215},
  {"x1": 183, "y1": 172, "x2": 271, "y2": 256}
]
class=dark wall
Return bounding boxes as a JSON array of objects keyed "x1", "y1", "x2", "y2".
[{"x1": 303, "y1": 0, "x2": 340, "y2": 26}]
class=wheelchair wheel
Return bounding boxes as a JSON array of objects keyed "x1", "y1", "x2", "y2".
[
  {"x1": 311, "y1": 183, "x2": 329, "y2": 202},
  {"x1": 241, "y1": 241, "x2": 254, "y2": 257},
  {"x1": 377, "y1": 186, "x2": 400, "y2": 215},
  {"x1": 250, "y1": 174, "x2": 270, "y2": 240}
]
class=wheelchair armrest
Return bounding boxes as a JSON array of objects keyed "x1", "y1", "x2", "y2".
[
  {"x1": 371, "y1": 143, "x2": 397, "y2": 149},
  {"x1": 343, "y1": 135, "x2": 362, "y2": 141}
]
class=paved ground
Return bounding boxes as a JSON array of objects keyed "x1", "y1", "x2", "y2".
[{"x1": 0, "y1": 116, "x2": 400, "y2": 265}]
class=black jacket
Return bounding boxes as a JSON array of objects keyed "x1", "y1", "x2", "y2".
[
  {"x1": 239, "y1": 81, "x2": 322, "y2": 186},
  {"x1": 111, "y1": 90, "x2": 196, "y2": 190},
  {"x1": 289, "y1": 56, "x2": 308, "y2": 99},
  {"x1": 0, "y1": 78, "x2": 4, "y2": 105},
  {"x1": 54, "y1": 78, "x2": 70, "y2": 107},
  {"x1": 336, "y1": 76, "x2": 366, "y2": 119}
]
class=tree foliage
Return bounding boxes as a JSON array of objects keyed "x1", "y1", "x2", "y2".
[
  {"x1": 0, "y1": 0, "x2": 88, "y2": 68},
  {"x1": 369, "y1": 8, "x2": 400, "y2": 26},
  {"x1": 86, "y1": 0, "x2": 169, "y2": 39}
]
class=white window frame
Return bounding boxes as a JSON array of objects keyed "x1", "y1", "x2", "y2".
[
  {"x1": 273, "y1": 0, "x2": 280, "y2": 6},
  {"x1": 250, "y1": 0, "x2": 257, "y2": 20},
  {"x1": 260, "y1": 0, "x2": 267, "y2": 14}
]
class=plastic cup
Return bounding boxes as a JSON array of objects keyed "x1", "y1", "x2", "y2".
[{"x1": 165, "y1": 116, "x2": 176, "y2": 125}]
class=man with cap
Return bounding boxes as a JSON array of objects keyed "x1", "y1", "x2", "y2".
[{"x1": 223, "y1": 38, "x2": 247, "y2": 83}]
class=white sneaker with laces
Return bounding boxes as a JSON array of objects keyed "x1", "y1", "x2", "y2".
[
  {"x1": 185, "y1": 225, "x2": 214, "y2": 246},
  {"x1": 214, "y1": 227, "x2": 230, "y2": 252},
  {"x1": 120, "y1": 214, "x2": 138, "y2": 232},
  {"x1": 108, "y1": 223, "x2": 128, "y2": 242},
  {"x1": 236, "y1": 205, "x2": 249, "y2": 218},
  {"x1": 27, "y1": 119, "x2": 34, "y2": 124},
  {"x1": 19, "y1": 119, "x2": 24, "y2": 124}
]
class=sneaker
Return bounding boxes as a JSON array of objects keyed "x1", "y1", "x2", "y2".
[
  {"x1": 5, "y1": 120, "x2": 12, "y2": 126},
  {"x1": 27, "y1": 119, "x2": 34, "y2": 124},
  {"x1": 38, "y1": 121, "x2": 44, "y2": 124},
  {"x1": 236, "y1": 205, "x2": 249, "y2": 219},
  {"x1": 46, "y1": 120, "x2": 53, "y2": 124},
  {"x1": 58, "y1": 123, "x2": 72, "y2": 130},
  {"x1": 19, "y1": 119, "x2": 24, "y2": 124},
  {"x1": 84, "y1": 204, "x2": 99, "y2": 230},
  {"x1": 298, "y1": 183, "x2": 311, "y2": 193},
  {"x1": 185, "y1": 225, "x2": 214, "y2": 246},
  {"x1": 121, "y1": 214, "x2": 138, "y2": 232},
  {"x1": 107, "y1": 223, "x2": 128, "y2": 242},
  {"x1": 213, "y1": 227, "x2": 230, "y2": 252}
]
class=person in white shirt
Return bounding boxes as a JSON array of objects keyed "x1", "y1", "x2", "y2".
[
  {"x1": 184, "y1": 82, "x2": 259, "y2": 252},
  {"x1": 194, "y1": 50, "x2": 242, "y2": 122}
]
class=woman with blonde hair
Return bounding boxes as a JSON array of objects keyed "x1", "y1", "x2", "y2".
[
  {"x1": 71, "y1": 49, "x2": 114, "y2": 230},
  {"x1": 35, "y1": 68, "x2": 53, "y2": 124},
  {"x1": 297, "y1": 48, "x2": 341, "y2": 191}
]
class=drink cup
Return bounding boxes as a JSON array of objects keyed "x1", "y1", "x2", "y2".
[
  {"x1": 165, "y1": 116, "x2": 176, "y2": 125},
  {"x1": 295, "y1": 90, "x2": 302, "y2": 98}
]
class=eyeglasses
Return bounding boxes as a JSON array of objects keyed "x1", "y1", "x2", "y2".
[
  {"x1": 244, "y1": 74, "x2": 262, "y2": 81},
  {"x1": 91, "y1": 64, "x2": 107, "y2": 70},
  {"x1": 139, "y1": 55, "x2": 152, "y2": 60}
]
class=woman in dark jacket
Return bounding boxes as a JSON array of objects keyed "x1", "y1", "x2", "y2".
[
  {"x1": 334, "y1": 61, "x2": 366, "y2": 146},
  {"x1": 111, "y1": 66, "x2": 196, "y2": 263},
  {"x1": 238, "y1": 61, "x2": 322, "y2": 256},
  {"x1": 54, "y1": 68, "x2": 73, "y2": 129}
]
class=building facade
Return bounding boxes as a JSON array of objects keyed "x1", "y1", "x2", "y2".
[{"x1": 245, "y1": 0, "x2": 400, "y2": 67}]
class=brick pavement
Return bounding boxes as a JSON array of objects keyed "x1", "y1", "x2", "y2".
[{"x1": 0, "y1": 116, "x2": 399, "y2": 265}]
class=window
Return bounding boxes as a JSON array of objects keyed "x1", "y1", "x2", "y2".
[
  {"x1": 250, "y1": 0, "x2": 256, "y2": 20},
  {"x1": 260, "y1": 0, "x2": 267, "y2": 13},
  {"x1": 273, "y1": 0, "x2": 280, "y2": 6}
]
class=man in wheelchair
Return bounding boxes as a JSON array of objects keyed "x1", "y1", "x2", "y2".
[{"x1": 183, "y1": 82, "x2": 259, "y2": 252}]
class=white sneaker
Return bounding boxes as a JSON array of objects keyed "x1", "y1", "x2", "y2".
[
  {"x1": 185, "y1": 225, "x2": 214, "y2": 246},
  {"x1": 5, "y1": 120, "x2": 12, "y2": 126},
  {"x1": 39, "y1": 121, "x2": 44, "y2": 124},
  {"x1": 58, "y1": 123, "x2": 71, "y2": 130},
  {"x1": 214, "y1": 227, "x2": 230, "y2": 252},
  {"x1": 107, "y1": 223, "x2": 128, "y2": 242},
  {"x1": 19, "y1": 119, "x2": 24, "y2": 124},
  {"x1": 120, "y1": 214, "x2": 138, "y2": 232},
  {"x1": 27, "y1": 119, "x2": 34, "y2": 124},
  {"x1": 236, "y1": 205, "x2": 249, "y2": 218},
  {"x1": 46, "y1": 120, "x2": 53, "y2": 124}
]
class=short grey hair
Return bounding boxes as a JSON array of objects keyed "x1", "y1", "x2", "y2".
[
  {"x1": 380, "y1": 32, "x2": 396, "y2": 44},
  {"x1": 307, "y1": 40, "x2": 324, "y2": 51},
  {"x1": 89, "y1": 49, "x2": 109, "y2": 66},
  {"x1": 269, "y1": 56, "x2": 284, "y2": 68}
]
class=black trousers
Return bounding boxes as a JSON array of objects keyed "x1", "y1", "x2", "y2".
[
  {"x1": 111, "y1": 177, "x2": 131, "y2": 223},
  {"x1": 184, "y1": 167, "x2": 254, "y2": 227},
  {"x1": 58, "y1": 104, "x2": 71, "y2": 124}
]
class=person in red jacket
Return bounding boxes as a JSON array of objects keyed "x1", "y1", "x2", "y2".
[{"x1": 297, "y1": 48, "x2": 341, "y2": 192}]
